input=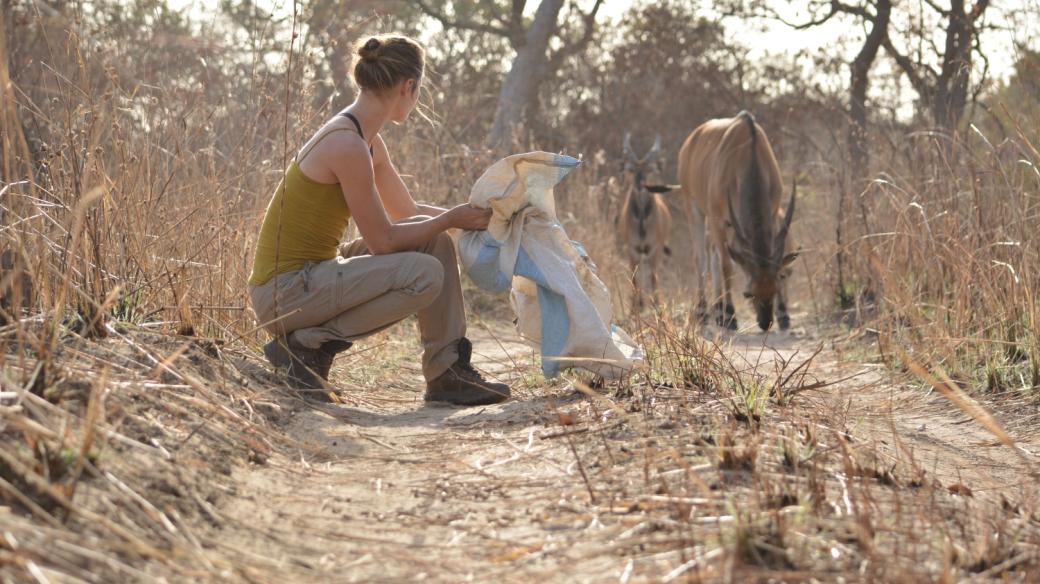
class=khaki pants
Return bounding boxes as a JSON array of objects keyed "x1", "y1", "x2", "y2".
[{"x1": 249, "y1": 230, "x2": 465, "y2": 381}]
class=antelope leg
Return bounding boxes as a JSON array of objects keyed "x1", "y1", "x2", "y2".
[
  {"x1": 650, "y1": 250, "x2": 660, "y2": 306},
  {"x1": 691, "y1": 204, "x2": 710, "y2": 323},
  {"x1": 719, "y1": 248, "x2": 738, "y2": 331},
  {"x1": 630, "y1": 255, "x2": 642, "y2": 313},
  {"x1": 776, "y1": 279, "x2": 791, "y2": 331}
]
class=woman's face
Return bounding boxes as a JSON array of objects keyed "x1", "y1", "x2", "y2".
[{"x1": 390, "y1": 77, "x2": 421, "y2": 124}]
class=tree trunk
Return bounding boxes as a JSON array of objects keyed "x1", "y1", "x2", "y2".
[
  {"x1": 847, "y1": 0, "x2": 891, "y2": 186},
  {"x1": 883, "y1": 0, "x2": 989, "y2": 138},
  {"x1": 486, "y1": 0, "x2": 564, "y2": 153},
  {"x1": 932, "y1": 0, "x2": 990, "y2": 135},
  {"x1": 0, "y1": 6, "x2": 35, "y2": 197},
  {"x1": 308, "y1": 0, "x2": 354, "y2": 109},
  {"x1": 933, "y1": 0, "x2": 975, "y2": 134}
]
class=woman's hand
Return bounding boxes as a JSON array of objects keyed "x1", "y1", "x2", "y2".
[{"x1": 447, "y1": 203, "x2": 493, "y2": 231}]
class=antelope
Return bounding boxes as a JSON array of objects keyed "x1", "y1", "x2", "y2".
[
  {"x1": 618, "y1": 133, "x2": 675, "y2": 310},
  {"x1": 678, "y1": 111, "x2": 798, "y2": 331}
]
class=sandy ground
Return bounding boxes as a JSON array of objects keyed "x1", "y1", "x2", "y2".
[
  {"x1": 208, "y1": 315, "x2": 1039, "y2": 583},
  {"x1": 722, "y1": 326, "x2": 1039, "y2": 505}
]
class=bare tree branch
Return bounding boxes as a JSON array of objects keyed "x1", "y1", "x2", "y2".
[
  {"x1": 970, "y1": 28, "x2": 990, "y2": 104},
  {"x1": 547, "y1": 0, "x2": 604, "y2": 70},
  {"x1": 847, "y1": 0, "x2": 892, "y2": 182},
  {"x1": 883, "y1": 36, "x2": 936, "y2": 97},
  {"x1": 969, "y1": 0, "x2": 991, "y2": 21},
  {"x1": 412, "y1": 0, "x2": 515, "y2": 44},
  {"x1": 511, "y1": 0, "x2": 525, "y2": 16},
  {"x1": 506, "y1": 0, "x2": 527, "y2": 46},
  {"x1": 832, "y1": 0, "x2": 875, "y2": 21},
  {"x1": 922, "y1": 0, "x2": 951, "y2": 17},
  {"x1": 511, "y1": 0, "x2": 526, "y2": 25},
  {"x1": 777, "y1": 4, "x2": 839, "y2": 29},
  {"x1": 767, "y1": 1, "x2": 875, "y2": 30}
]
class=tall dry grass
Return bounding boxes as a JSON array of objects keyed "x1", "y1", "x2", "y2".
[{"x1": 844, "y1": 122, "x2": 1040, "y2": 398}]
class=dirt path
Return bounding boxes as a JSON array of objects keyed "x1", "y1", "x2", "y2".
[
  {"x1": 721, "y1": 326, "x2": 1039, "y2": 504},
  {"x1": 210, "y1": 319, "x2": 1039, "y2": 582},
  {"x1": 219, "y1": 332, "x2": 630, "y2": 582}
]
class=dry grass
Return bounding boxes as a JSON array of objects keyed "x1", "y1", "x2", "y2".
[
  {"x1": 840, "y1": 124, "x2": 1040, "y2": 401},
  {"x1": 5, "y1": 308, "x2": 1039, "y2": 582},
  {"x1": 0, "y1": 320, "x2": 301, "y2": 581}
]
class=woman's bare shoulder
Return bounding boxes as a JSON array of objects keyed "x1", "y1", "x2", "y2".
[
  {"x1": 296, "y1": 119, "x2": 370, "y2": 183},
  {"x1": 298, "y1": 118, "x2": 365, "y2": 157}
]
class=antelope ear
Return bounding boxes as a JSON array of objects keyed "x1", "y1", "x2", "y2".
[
  {"x1": 645, "y1": 184, "x2": 681, "y2": 194},
  {"x1": 781, "y1": 251, "x2": 800, "y2": 267}
]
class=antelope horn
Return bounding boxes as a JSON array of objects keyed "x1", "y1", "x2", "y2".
[
  {"x1": 727, "y1": 194, "x2": 752, "y2": 251},
  {"x1": 644, "y1": 135, "x2": 662, "y2": 163},
  {"x1": 774, "y1": 179, "x2": 797, "y2": 262},
  {"x1": 623, "y1": 132, "x2": 635, "y2": 161}
]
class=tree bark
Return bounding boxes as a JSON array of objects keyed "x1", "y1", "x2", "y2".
[
  {"x1": 486, "y1": 0, "x2": 565, "y2": 153},
  {"x1": 847, "y1": 0, "x2": 891, "y2": 185},
  {"x1": 306, "y1": 0, "x2": 354, "y2": 108},
  {"x1": 0, "y1": 6, "x2": 35, "y2": 195},
  {"x1": 884, "y1": 0, "x2": 990, "y2": 135},
  {"x1": 933, "y1": 0, "x2": 982, "y2": 133}
]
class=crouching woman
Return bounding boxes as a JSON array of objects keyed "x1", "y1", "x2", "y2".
[{"x1": 247, "y1": 34, "x2": 508, "y2": 406}]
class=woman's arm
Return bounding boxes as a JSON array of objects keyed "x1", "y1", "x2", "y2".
[
  {"x1": 415, "y1": 203, "x2": 448, "y2": 217},
  {"x1": 371, "y1": 136, "x2": 448, "y2": 220},
  {"x1": 327, "y1": 133, "x2": 488, "y2": 254}
]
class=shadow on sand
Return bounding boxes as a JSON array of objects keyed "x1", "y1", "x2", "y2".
[{"x1": 275, "y1": 389, "x2": 576, "y2": 461}]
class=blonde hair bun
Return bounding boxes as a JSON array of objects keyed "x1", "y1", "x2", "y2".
[
  {"x1": 359, "y1": 38, "x2": 382, "y2": 62},
  {"x1": 352, "y1": 34, "x2": 425, "y2": 94}
]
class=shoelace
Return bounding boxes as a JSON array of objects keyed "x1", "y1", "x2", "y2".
[
  {"x1": 453, "y1": 338, "x2": 490, "y2": 382},
  {"x1": 455, "y1": 361, "x2": 485, "y2": 381}
]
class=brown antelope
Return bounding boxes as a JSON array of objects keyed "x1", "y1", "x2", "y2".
[
  {"x1": 678, "y1": 111, "x2": 797, "y2": 331},
  {"x1": 618, "y1": 133, "x2": 675, "y2": 310}
]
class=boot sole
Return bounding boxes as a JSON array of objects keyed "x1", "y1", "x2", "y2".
[{"x1": 423, "y1": 390, "x2": 510, "y2": 407}]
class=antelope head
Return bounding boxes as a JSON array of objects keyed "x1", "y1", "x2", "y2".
[
  {"x1": 622, "y1": 134, "x2": 669, "y2": 221},
  {"x1": 622, "y1": 133, "x2": 664, "y2": 194},
  {"x1": 727, "y1": 181, "x2": 800, "y2": 330}
]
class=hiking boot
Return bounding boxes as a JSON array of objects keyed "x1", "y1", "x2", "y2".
[
  {"x1": 424, "y1": 338, "x2": 510, "y2": 406},
  {"x1": 263, "y1": 336, "x2": 352, "y2": 401}
]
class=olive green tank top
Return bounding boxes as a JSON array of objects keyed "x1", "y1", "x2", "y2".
[{"x1": 249, "y1": 121, "x2": 366, "y2": 286}]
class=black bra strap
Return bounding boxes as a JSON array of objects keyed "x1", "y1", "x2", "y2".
[{"x1": 338, "y1": 111, "x2": 373, "y2": 156}]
